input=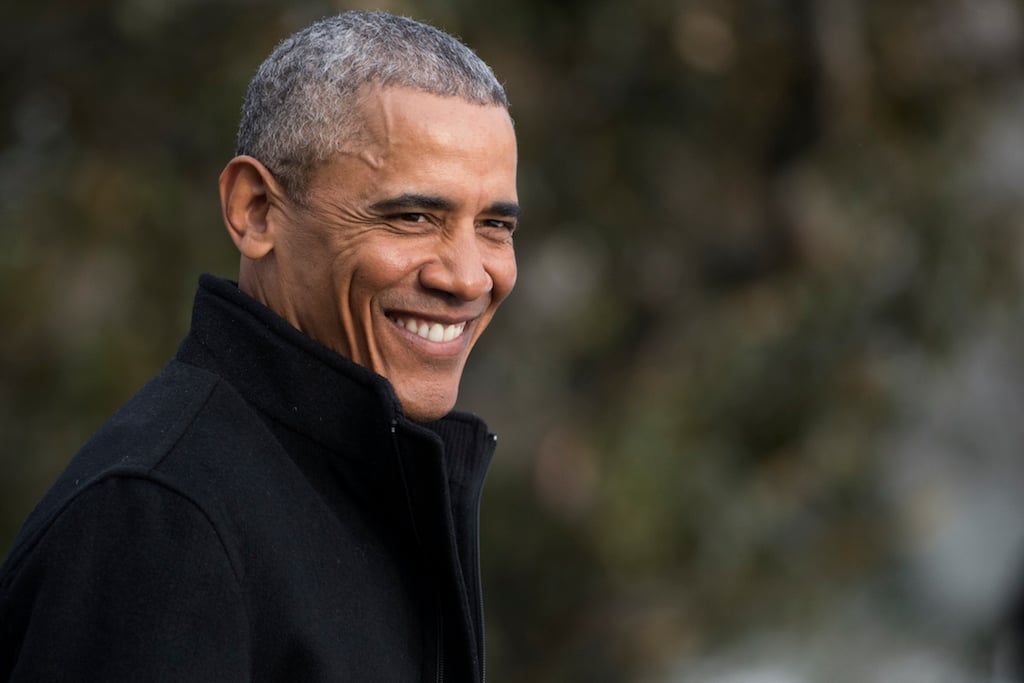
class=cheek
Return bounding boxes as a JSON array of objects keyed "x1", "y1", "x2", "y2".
[
  {"x1": 339, "y1": 243, "x2": 425, "y2": 298},
  {"x1": 489, "y1": 251, "x2": 517, "y2": 303}
]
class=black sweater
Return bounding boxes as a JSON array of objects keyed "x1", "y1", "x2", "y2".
[{"x1": 0, "y1": 275, "x2": 496, "y2": 682}]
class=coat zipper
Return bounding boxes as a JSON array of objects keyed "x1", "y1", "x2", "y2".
[
  {"x1": 436, "y1": 605, "x2": 445, "y2": 683},
  {"x1": 477, "y1": 433, "x2": 497, "y2": 683},
  {"x1": 392, "y1": 420, "x2": 495, "y2": 683}
]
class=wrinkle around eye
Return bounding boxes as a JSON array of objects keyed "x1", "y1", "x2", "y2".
[
  {"x1": 478, "y1": 226, "x2": 516, "y2": 245},
  {"x1": 379, "y1": 214, "x2": 439, "y2": 235},
  {"x1": 300, "y1": 197, "x2": 364, "y2": 226}
]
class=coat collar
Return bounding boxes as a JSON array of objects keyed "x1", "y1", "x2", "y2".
[{"x1": 175, "y1": 275, "x2": 494, "y2": 479}]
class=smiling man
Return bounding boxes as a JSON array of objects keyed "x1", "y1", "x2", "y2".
[
  {"x1": 223, "y1": 84, "x2": 518, "y2": 422},
  {"x1": 0, "y1": 12, "x2": 516, "y2": 682}
]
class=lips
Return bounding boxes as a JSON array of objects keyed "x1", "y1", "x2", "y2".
[{"x1": 388, "y1": 314, "x2": 467, "y2": 342}]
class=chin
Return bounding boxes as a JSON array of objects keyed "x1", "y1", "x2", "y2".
[
  {"x1": 403, "y1": 405, "x2": 453, "y2": 423},
  {"x1": 400, "y1": 392, "x2": 457, "y2": 423}
]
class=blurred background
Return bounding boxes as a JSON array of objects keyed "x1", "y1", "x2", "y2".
[{"x1": 4, "y1": 0, "x2": 1024, "y2": 680}]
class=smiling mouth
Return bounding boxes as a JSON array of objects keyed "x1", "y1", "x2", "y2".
[{"x1": 388, "y1": 314, "x2": 467, "y2": 342}]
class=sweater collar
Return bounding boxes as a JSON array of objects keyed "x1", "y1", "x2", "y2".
[{"x1": 175, "y1": 275, "x2": 493, "y2": 466}]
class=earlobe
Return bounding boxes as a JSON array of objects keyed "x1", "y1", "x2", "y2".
[{"x1": 219, "y1": 156, "x2": 279, "y2": 260}]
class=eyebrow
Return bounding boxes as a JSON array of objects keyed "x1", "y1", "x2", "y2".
[
  {"x1": 369, "y1": 193, "x2": 521, "y2": 219},
  {"x1": 485, "y1": 201, "x2": 522, "y2": 220}
]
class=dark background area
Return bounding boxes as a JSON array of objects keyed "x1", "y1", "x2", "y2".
[{"x1": 5, "y1": 0, "x2": 1024, "y2": 680}]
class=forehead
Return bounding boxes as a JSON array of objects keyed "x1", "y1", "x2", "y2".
[
  {"x1": 358, "y1": 86, "x2": 514, "y2": 155},
  {"x1": 315, "y1": 86, "x2": 518, "y2": 201}
]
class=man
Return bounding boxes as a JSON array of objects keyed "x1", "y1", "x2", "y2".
[{"x1": 0, "y1": 11, "x2": 518, "y2": 682}]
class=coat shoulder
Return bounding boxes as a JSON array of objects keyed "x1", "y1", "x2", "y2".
[{"x1": 0, "y1": 359, "x2": 273, "y2": 575}]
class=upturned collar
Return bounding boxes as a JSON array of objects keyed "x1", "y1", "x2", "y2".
[{"x1": 175, "y1": 275, "x2": 495, "y2": 480}]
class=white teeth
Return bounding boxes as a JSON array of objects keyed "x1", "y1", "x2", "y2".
[{"x1": 392, "y1": 316, "x2": 466, "y2": 342}]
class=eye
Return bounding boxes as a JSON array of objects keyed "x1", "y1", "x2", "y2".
[
  {"x1": 397, "y1": 213, "x2": 429, "y2": 223},
  {"x1": 478, "y1": 219, "x2": 517, "y2": 244},
  {"x1": 481, "y1": 219, "x2": 517, "y2": 232}
]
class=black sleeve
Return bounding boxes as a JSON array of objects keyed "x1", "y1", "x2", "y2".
[{"x1": 1, "y1": 475, "x2": 251, "y2": 681}]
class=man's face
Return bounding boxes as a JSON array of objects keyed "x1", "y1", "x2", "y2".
[{"x1": 266, "y1": 87, "x2": 518, "y2": 421}]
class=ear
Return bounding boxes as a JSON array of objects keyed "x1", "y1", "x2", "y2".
[{"x1": 219, "y1": 156, "x2": 283, "y2": 260}]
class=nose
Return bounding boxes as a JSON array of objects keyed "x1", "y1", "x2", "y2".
[{"x1": 419, "y1": 225, "x2": 493, "y2": 301}]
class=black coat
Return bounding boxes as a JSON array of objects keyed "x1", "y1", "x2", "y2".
[{"x1": 0, "y1": 275, "x2": 496, "y2": 682}]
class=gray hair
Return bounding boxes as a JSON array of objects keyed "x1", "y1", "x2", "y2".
[{"x1": 236, "y1": 11, "x2": 509, "y2": 202}]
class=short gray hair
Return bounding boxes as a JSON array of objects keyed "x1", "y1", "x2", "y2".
[{"x1": 236, "y1": 11, "x2": 509, "y2": 202}]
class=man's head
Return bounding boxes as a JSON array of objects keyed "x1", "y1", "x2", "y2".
[
  {"x1": 235, "y1": 11, "x2": 510, "y2": 205},
  {"x1": 218, "y1": 12, "x2": 518, "y2": 422}
]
